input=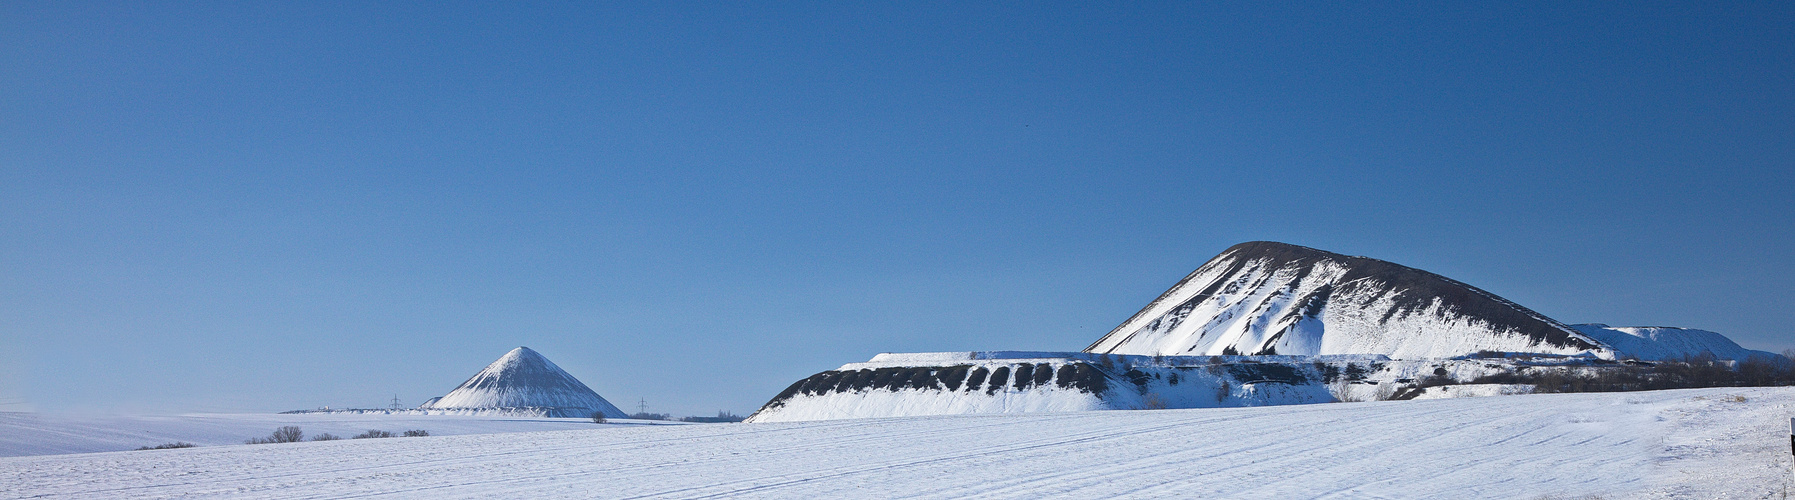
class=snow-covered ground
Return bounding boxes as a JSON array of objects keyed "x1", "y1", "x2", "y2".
[
  {"x1": 5, "y1": 387, "x2": 1793, "y2": 499},
  {"x1": 0, "y1": 412, "x2": 678, "y2": 457}
]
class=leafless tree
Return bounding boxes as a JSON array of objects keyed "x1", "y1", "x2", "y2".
[{"x1": 271, "y1": 426, "x2": 303, "y2": 443}]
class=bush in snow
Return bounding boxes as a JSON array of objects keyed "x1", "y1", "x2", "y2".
[
  {"x1": 682, "y1": 411, "x2": 746, "y2": 423},
  {"x1": 592, "y1": 411, "x2": 607, "y2": 424},
  {"x1": 354, "y1": 430, "x2": 394, "y2": 439},
  {"x1": 1141, "y1": 393, "x2": 1166, "y2": 410},
  {"x1": 136, "y1": 442, "x2": 195, "y2": 450},
  {"x1": 247, "y1": 426, "x2": 305, "y2": 444},
  {"x1": 403, "y1": 430, "x2": 429, "y2": 437},
  {"x1": 310, "y1": 433, "x2": 341, "y2": 441}
]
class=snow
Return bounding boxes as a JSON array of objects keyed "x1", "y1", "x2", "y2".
[
  {"x1": 1405, "y1": 383, "x2": 1536, "y2": 400},
  {"x1": 5, "y1": 387, "x2": 1792, "y2": 498},
  {"x1": 418, "y1": 347, "x2": 628, "y2": 418},
  {"x1": 0, "y1": 412, "x2": 680, "y2": 457},
  {"x1": 1571, "y1": 324, "x2": 1783, "y2": 363}
]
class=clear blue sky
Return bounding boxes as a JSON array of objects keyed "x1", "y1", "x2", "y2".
[{"x1": 3, "y1": 2, "x2": 1791, "y2": 415}]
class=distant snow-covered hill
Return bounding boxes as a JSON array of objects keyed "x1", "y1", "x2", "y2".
[
  {"x1": 1570, "y1": 324, "x2": 1781, "y2": 363},
  {"x1": 418, "y1": 347, "x2": 627, "y2": 419}
]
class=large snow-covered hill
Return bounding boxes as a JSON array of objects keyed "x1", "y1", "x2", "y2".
[
  {"x1": 1086, "y1": 241, "x2": 1603, "y2": 358},
  {"x1": 749, "y1": 241, "x2": 1782, "y2": 422}
]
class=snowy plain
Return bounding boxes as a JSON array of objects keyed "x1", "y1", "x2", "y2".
[
  {"x1": 5, "y1": 387, "x2": 1794, "y2": 499},
  {"x1": 0, "y1": 412, "x2": 678, "y2": 457}
]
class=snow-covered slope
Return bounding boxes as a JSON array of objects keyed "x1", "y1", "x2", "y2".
[
  {"x1": 0, "y1": 412, "x2": 677, "y2": 457},
  {"x1": 10, "y1": 387, "x2": 1793, "y2": 499},
  {"x1": 1570, "y1": 324, "x2": 1783, "y2": 363},
  {"x1": 419, "y1": 347, "x2": 627, "y2": 418},
  {"x1": 1086, "y1": 241, "x2": 1605, "y2": 359}
]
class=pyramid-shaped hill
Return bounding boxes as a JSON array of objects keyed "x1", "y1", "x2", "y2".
[
  {"x1": 1086, "y1": 241, "x2": 1605, "y2": 359},
  {"x1": 418, "y1": 347, "x2": 627, "y2": 418}
]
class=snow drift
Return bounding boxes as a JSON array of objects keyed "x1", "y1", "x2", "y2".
[{"x1": 418, "y1": 347, "x2": 627, "y2": 419}]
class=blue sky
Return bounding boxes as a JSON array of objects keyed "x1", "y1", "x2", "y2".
[{"x1": 2, "y1": 2, "x2": 1791, "y2": 415}]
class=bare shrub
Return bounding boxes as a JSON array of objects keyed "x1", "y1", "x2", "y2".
[
  {"x1": 310, "y1": 433, "x2": 341, "y2": 441},
  {"x1": 272, "y1": 426, "x2": 303, "y2": 443},
  {"x1": 592, "y1": 411, "x2": 607, "y2": 424},
  {"x1": 1214, "y1": 381, "x2": 1231, "y2": 402},
  {"x1": 1330, "y1": 381, "x2": 1365, "y2": 403},
  {"x1": 353, "y1": 430, "x2": 394, "y2": 439},
  {"x1": 247, "y1": 426, "x2": 304, "y2": 444},
  {"x1": 136, "y1": 442, "x2": 195, "y2": 450},
  {"x1": 1142, "y1": 392, "x2": 1167, "y2": 410},
  {"x1": 1372, "y1": 382, "x2": 1398, "y2": 401},
  {"x1": 403, "y1": 430, "x2": 429, "y2": 437}
]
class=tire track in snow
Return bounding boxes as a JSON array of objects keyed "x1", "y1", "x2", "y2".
[
  {"x1": 614, "y1": 415, "x2": 1241, "y2": 499},
  {"x1": 332, "y1": 414, "x2": 1090, "y2": 499}
]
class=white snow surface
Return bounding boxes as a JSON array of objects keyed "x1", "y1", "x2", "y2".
[
  {"x1": 1571, "y1": 324, "x2": 1783, "y2": 363},
  {"x1": 5, "y1": 387, "x2": 1793, "y2": 499},
  {"x1": 419, "y1": 346, "x2": 628, "y2": 418},
  {"x1": 1405, "y1": 383, "x2": 1536, "y2": 400},
  {"x1": 0, "y1": 412, "x2": 680, "y2": 457}
]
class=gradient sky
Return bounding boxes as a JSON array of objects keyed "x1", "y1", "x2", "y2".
[{"x1": 3, "y1": 2, "x2": 1791, "y2": 416}]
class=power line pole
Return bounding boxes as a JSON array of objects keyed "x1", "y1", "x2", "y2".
[
  {"x1": 637, "y1": 397, "x2": 648, "y2": 415},
  {"x1": 390, "y1": 394, "x2": 402, "y2": 410}
]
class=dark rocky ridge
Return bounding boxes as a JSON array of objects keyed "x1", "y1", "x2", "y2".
[{"x1": 757, "y1": 362, "x2": 1112, "y2": 413}]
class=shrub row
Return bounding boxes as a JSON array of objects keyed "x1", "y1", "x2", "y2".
[{"x1": 244, "y1": 426, "x2": 427, "y2": 444}]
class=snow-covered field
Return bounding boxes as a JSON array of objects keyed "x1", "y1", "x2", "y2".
[
  {"x1": 0, "y1": 412, "x2": 674, "y2": 457},
  {"x1": 5, "y1": 387, "x2": 1793, "y2": 499}
]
